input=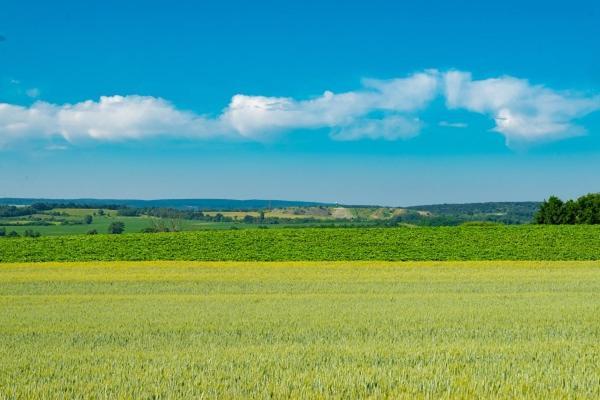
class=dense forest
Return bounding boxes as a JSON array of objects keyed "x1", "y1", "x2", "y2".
[{"x1": 535, "y1": 193, "x2": 600, "y2": 224}]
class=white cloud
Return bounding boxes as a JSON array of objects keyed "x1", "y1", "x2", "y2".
[
  {"x1": 0, "y1": 69, "x2": 599, "y2": 148},
  {"x1": 0, "y1": 95, "x2": 227, "y2": 146},
  {"x1": 0, "y1": 102, "x2": 58, "y2": 144},
  {"x1": 45, "y1": 144, "x2": 69, "y2": 151},
  {"x1": 443, "y1": 71, "x2": 600, "y2": 143},
  {"x1": 221, "y1": 71, "x2": 439, "y2": 138},
  {"x1": 439, "y1": 121, "x2": 468, "y2": 128},
  {"x1": 55, "y1": 95, "x2": 225, "y2": 141}
]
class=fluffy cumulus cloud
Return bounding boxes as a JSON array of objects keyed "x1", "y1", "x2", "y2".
[
  {"x1": 1, "y1": 69, "x2": 599, "y2": 148},
  {"x1": 0, "y1": 96, "x2": 226, "y2": 146},
  {"x1": 221, "y1": 71, "x2": 439, "y2": 138},
  {"x1": 444, "y1": 71, "x2": 600, "y2": 143}
]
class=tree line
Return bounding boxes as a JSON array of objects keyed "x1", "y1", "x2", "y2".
[
  {"x1": 535, "y1": 193, "x2": 599, "y2": 224},
  {"x1": 0, "y1": 203, "x2": 122, "y2": 218}
]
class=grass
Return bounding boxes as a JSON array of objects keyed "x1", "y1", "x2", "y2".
[
  {"x1": 0, "y1": 209, "x2": 353, "y2": 237},
  {"x1": 2, "y1": 215, "x2": 155, "y2": 236},
  {"x1": 1, "y1": 225, "x2": 599, "y2": 262},
  {"x1": 0, "y1": 261, "x2": 598, "y2": 398}
]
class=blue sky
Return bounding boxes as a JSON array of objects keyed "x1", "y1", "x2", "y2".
[{"x1": 0, "y1": 0, "x2": 599, "y2": 205}]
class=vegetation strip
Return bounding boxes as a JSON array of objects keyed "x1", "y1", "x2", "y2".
[{"x1": 1, "y1": 225, "x2": 599, "y2": 262}]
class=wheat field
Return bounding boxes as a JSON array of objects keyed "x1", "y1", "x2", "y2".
[{"x1": 1, "y1": 261, "x2": 599, "y2": 398}]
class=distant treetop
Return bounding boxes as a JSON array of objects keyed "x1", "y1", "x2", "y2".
[{"x1": 535, "y1": 193, "x2": 600, "y2": 225}]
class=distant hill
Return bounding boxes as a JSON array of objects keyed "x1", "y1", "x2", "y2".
[
  {"x1": 406, "y1": 202, "x2": 541, "y2": 224},
  {"x1": 0, "y1": 198, "x2": 541, "y2": 224},
  {"x1": 0, "y1": 198, "x2": 334, "y2": 210}
]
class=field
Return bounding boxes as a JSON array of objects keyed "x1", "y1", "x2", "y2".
[
  {"x1": 0, "y1": 209, "x2": 228, "y2": 236},
  {"x1": 1, "y1": 215, "x2": 154, "y2": 236},
  {"x1": 0, "y1": 208, "x2": 371, "y2": 237},
  {"x1": 1, "y1": 261, "x2": 598, "y2": 398},
  {"x1": 1, "y1": 225, "x2": 599, "y2": 262},
  {"x1": 0, "y1": 201, "x2": 544, "y2": 237}
]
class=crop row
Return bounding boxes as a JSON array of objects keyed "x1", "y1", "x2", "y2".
[{"x1": 1, "y1": 225, "x2": 599, "y2": 262}]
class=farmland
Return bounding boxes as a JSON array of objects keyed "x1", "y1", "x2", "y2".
[
  {"x1": 0, "y1": 201, "x2": 543, "y2": 238},
  {"x1": 1, "y1": 207, "x2": 599, "y2": 398},
  {"x1": 1, "y1": 225, "x2": 599, "y2": 263},
  {"x1": 0, "y1": 206, "x2": 382, "y2": 237},
  {"x1": 0, "y1": 207, "x2": 241, "y2": 236},
  {"x1": 1, "y1": 261, "x2": 598, "y2": 398}
]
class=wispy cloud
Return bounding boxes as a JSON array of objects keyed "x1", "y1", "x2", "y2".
[
  {"x1": 444, "y1": 71, "x2": 600, "y2": 144},
  {"x1": 25, "y1": 88, "x2": 41, "y2": 99},
  {"x1": 221, "y1": 71, "x2": 439, "y2": 139},
  {"x1": 1, "y1": 69, "x2": 599, "y2": 148},
  {"x1": 331, "y1": 116, "x2": 422, "y2": 141},
  {"x1": 439, "y1": 121, "x2": 468, "y2": 128}
]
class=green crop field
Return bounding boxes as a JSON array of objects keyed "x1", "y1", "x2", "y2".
[
  {"x1": 1, "y1": 225, "x2": 599, "y2": 263},
  {"x1": 1, "y1": 261, "x2": 598, "y2": 398},
  {"x1": 1, "y1": 215, "x2": 157, "y2": 236}
]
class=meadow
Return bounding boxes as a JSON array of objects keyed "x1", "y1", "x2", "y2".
[
  {"x1": 0, "y1": 209, "x2": 236, "y2": 236},
  {"x1": 0, "y1": 207, "x2": 363, "y2": 236},
  {"x1": 1, "y1": 225, "x2": 599, "y2": 262},
  {"x1": 1, "y1": 261, "x2": 598, "y2": 398}
]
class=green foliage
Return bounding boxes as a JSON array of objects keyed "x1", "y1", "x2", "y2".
[
  {"x1": 460, "y1": 221, "x2": 502, "y2": 226},
  {"x1": 0, "y1": 197, "x2": 332, "y2": 210},
  {"x1": 536, "y1": 193, "x2": 600, "y2": 224},
  {"x1": 0, "y1": 202, "x2": 120, "y2": 218},
  {"x1": 107, "y1": 221, "x2": 125, "y2": 234},
  {"x1": 1, "y1": 226, "x2": 599, "y2": 262},
  {"x1": 23, "y1": 229, "x2": 40, "y2": 238},
  {"x1": 83, "y1": 215, "x2": 93, "y2": 224},
  {"x1": 407, "y1": 201, "x2": 540, "y2": 224},
  {"x1": 1, "y1": 261, "x2": 599, "y2": 398}
]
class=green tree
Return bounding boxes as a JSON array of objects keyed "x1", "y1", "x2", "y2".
[
  {"x1": 108, "y1": 221, "x2": 125, "y2": 234},
  {"x1": 84, "y1": 215, "x2": 93, "y2": 224},
  {"x1": 562, "y1": 200, "x2": 578, "y2": 224},
  {"x1": 535, "y1": 193, "x2": 600, "y2": 224},
  {"x1": 575, "y1": 193, "x2": 600, "y2": 224},
  {"x1": 535, "y1": 196, "x2": 564, "y2": 224},
  {"x1": 24, "y1": 230, "x2": 40, "y2": 238}
]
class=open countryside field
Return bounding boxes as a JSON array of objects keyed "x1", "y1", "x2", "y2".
[
  {"x1": 1, "y1": 261, "x2": 598, "y2": 398},
  {"x1": 1, "y1": 207, "x2": 385, "y2": 237},
  {"x1": 1, "y1": 225, "x2": 599, "y2": 263},
  {"x1": 0, "y1": 216, "x2": 257, "y2": 236},
  {"x1": 1, "y1": 215, "x2": 155, "y2": 236}
]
